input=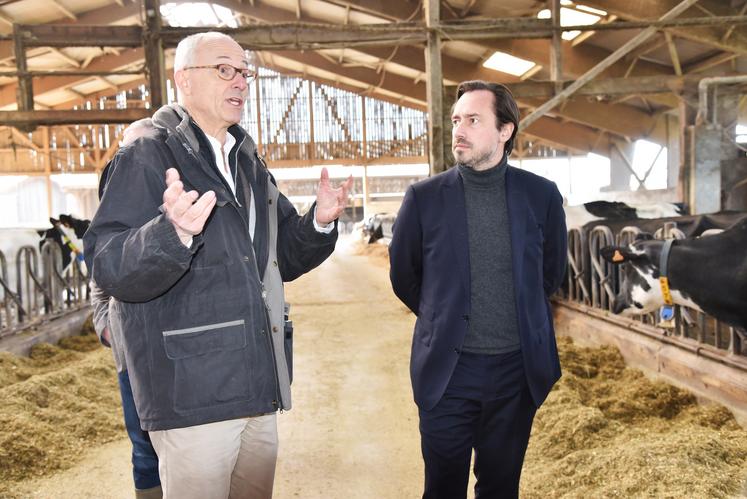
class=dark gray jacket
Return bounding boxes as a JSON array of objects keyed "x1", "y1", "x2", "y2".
[{"x1": 84, "y1": 104, "x2": 337, "y2": 431}]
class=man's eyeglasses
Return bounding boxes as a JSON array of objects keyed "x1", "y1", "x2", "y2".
[{"x1": 183, "y1": 64, "x2": 257, "y2": 82}]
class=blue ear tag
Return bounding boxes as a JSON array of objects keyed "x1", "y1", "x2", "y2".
[{"x1": 659, "y1": 305, "x2": 675, "y2": 328}]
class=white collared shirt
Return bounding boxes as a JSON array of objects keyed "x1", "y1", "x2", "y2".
[
  {"x1": 204, "y1": 131, "x2": 333, "y2": 238},
  {"x1": 206, "y1": 131, "x2": 258, "y2": 238}
]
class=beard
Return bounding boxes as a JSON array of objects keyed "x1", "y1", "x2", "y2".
[{"x1": 453, "y1": 146, "x2": 497, "y2": 169}]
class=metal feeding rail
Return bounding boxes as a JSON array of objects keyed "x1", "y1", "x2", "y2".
[{"x1": 0, "y1": 241, "x2": 88, "y2": 339}]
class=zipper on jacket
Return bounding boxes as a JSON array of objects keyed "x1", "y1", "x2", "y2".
[
  {"x1": 227, "y1": 134, "x2": 245, "y2": 208},
  {"x1": 239, "y1": 196, "x2": 284, "y2": 411},
  {"x1": 251, "y1": 254, "x2": 284, "y2": 411}
]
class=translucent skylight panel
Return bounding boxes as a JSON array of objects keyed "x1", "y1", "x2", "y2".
[
  {"x1": 537, "y1": 4, "x2": 605, "y2": 41},
  {"x1": 161, "y1": 3, "x2": 238, "y2": 28},
  {"x1": 482, "y1": 51, "x2": 536, "y2": 77}
]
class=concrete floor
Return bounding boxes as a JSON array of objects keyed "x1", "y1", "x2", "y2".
[{"x1": 15, "y1": 236, "x2": 434, "y2": 498}]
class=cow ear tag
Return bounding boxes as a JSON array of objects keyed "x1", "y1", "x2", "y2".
[
  {"x1": 659, "y1": 305, "x2": 675, "y2": 328},
  {"x1": 612, "y1": 250, "x2": 625, "y2": 262}
]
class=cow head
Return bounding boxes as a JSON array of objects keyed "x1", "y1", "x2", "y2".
[{"x1": 599, "y1": 234, "x2": 667, "y2": 316}]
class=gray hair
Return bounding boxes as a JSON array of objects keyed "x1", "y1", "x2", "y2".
[{"x1": 173, "y1": 31, "x2": 238, "y2": 71}]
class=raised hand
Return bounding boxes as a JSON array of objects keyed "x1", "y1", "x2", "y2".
[
  {"x1": 315, "y1": 167, "x2": 353, "y2": 225},
  {"x1": 162, "y1": 168, "x2": 216, "y2": 245}
]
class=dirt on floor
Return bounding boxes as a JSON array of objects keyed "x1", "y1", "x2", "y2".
[{"x1": 1, "y1": 236, "x2": 746, "y2": 498}]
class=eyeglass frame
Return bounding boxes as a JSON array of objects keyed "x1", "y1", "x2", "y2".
[{"x1": 182, "y1": 64, "x2": 257, "y2": 82}]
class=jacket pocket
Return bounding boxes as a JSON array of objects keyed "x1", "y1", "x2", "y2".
[{"x1": 163, "y1": 319, "x2": 251, "y2": 414}]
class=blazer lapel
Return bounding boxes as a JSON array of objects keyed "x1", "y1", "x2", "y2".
[{"x1": 442, "y1": 167, "x2": 471, "y2": 296}]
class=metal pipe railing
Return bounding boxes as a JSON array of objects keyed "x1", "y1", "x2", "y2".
[
  {"x1": 561, "y1": 222, "x2": 745, "y2": 361},
  {"x1": 0, "y1": 243, "x2": 90, "y2": 339}
]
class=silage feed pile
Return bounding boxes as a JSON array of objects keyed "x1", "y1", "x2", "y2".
[
  {"x1": 353, "y1": 239, "x2": 390, "y2": 268},
  {"x1": 0, "y1": 317, "x2": 123, "y2": 497},
  {"x1": 522, "y1": 336, "x2": 747, "y2": 498}
]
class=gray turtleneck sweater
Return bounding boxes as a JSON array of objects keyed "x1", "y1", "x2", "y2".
[{"x1": 458, "y1": 159, "x2": 521, "y2": 354}]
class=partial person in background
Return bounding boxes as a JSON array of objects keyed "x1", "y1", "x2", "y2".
[
  {"x1": 90, "y1": 118, "x2": 161, "y2": 499},
  {"x1": 389, "y1": 80, "x2": 567, "y2": 498}
]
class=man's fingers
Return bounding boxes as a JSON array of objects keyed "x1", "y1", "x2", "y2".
[
  {"x1": 319, "y1": 167, "x2": 330, "y2": 187},
  {"x1": 178, "y1": 191, "x2": 216, "y2": 229},
  {"x1": 189, "y1": 191, "x2": 216, "y2": 217},
  {"x1": 165, "y1": 168, "x2": 180, "y2": 186},
  {"x1": 163, "y1": 180, "x2": 184, "y2": 206},
  {"x1": 340, "y1": 175, "x2": 354, "y2": 200}
]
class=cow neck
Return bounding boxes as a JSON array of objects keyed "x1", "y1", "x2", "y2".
[{"x1": 658, "y1": 238, "x2": 676, "y2": 306}]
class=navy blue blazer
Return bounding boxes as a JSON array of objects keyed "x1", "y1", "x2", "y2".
[{"x1": 389, "y1": 165, "x2": 567, "y2": 411}]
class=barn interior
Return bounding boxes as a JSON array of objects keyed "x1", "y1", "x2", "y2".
[{"x1": 0, "y1": 0, "x2": 746, "y2": 497}]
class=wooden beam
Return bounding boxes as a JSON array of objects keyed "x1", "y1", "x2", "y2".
[
  {"x1": 549, "y1": 0, "x2": 562, "y2": 91},
  {"x1": 12, "y1": 24, "x2": 34, "y2": 116},
  {"x1": 583, "y1": 0, "x2": 747, "y2": 55},
  {"x1": 664, "y1": 32, "x2": 682, "y2": 76},
  {"x1": 506, "y1": 75, "x2": 695, "y2": 99},
  {"x1": 0, "y1": 109, "x2": 151, "y2": 128},
  {"x1": 521, "y1": 0, "x2": 701, "y2": 130},
  {"x1": 143, "y1": 0, "x2": 168, "y2": 110},
  {"x1": 13, "y1": 24, "x2": 143, "y2": 48},
  {"x1": 425, "y1": 0, "x2": 444, "y2": 175},
  {"x1": 48, "y1": 0, "x2": 77, "y2": 21},
  {"x1": 0, "y1": 2, "x2": 141, "y2": 62},
  {"x1": 685, "y1": 51, "x2": 737, "y2": 73},
  {"x1": 0, "y1": 48, "x2": 145, "y2": 107},
  {"x1": 0, "y1": 10, "x2": 14, "y2": 28},
  {"x1": 50, "y1": 48, "x2": 81, "y2": 68}
]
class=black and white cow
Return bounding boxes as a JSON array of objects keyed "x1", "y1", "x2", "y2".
[
  {"x1": 599, "y1": 218, "x2": 747, "y2": 331},
  {"x1": 565, "y1": 200, "x2": 684, "y2": 231}
]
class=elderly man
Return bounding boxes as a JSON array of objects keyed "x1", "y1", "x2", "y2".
[
  {"x1": 389, "y1": 81, "x2": 567, "y2": 498},
  {"x1": 84, "y1": 32, "x2": 351, "y2": 499}
]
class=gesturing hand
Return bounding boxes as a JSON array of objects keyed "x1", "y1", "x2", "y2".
[
  {"x1": 315, "y1": 167, "x2": 353, "y2": 225},
  {"x1": 163, "y1": 168, "x2": 216, "y2": 245}
]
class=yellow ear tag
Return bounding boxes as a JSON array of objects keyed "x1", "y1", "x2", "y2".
[{"x1": 612, "y1": 250, "x2": 625, "y2": 262}]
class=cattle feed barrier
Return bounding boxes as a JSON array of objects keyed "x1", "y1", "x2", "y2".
[
  {"x1": 557, "y1": 222, "x2": 747, "y2": 422},
  {"x1": 0, "y1": 242, "x2": 88, "y2": 339}
]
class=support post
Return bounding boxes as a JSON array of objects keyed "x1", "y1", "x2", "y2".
[
  {"x1": 425, "y1": 0, "x2": 444, "y2": 176},
  {"x1": 13, "y1": 24, "x2": 35, "y2": 133},
  {"x1": 549, "y1": 0, "x2": 562, "y2": 94},
  {"x1": 678, "y1": 91, "x2": 697, "y2": 211},
  {"x1": 143, "y1": 0, "x2": 167, "y2": 110},
  {"x1": 43, "y1": 127, "x2": 52, "y2": 218},
  {"x1": 308, "y1": 81, "x2": 315, "y2": 161}
]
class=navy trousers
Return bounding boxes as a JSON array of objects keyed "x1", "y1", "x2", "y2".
[
  {"x1": 418, "y1": 350, "x2": 536, "y2": 499},
  {"x1": 118, "y1": 369, "x2": 161, "y2": 490}
]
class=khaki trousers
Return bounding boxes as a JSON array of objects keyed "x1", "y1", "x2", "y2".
[{"x1": 149, "y1": 414, "x2": 278, "y2": 499}]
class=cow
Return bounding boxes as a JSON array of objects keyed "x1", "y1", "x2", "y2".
[
  {"x1": 361, "y1": 212, "x2": 396, "y2": 244},
  {"x1": 0, "y1": 223, "x2": 81, "y2": 297},
  {"x1": 564, "y1": 200, "x2": 684, "y2": 231},
  {"x1": 599, "y1": 218, "x2": 747, "y2": 331}
]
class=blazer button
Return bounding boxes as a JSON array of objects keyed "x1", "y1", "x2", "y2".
[
  {"x1": 272, "y1": 326, "x2": 279, "y2": 333},
  {"x1": 454, "y1": 348, "x2": 461, "y2": 354}
]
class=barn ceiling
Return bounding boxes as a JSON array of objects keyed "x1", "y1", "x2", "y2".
[{"x1": 0, "y1": 0, "x2": 746, "y2": 159}]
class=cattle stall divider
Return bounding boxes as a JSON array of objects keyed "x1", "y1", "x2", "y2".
[
  {"x1": 557, "y1": 222, "x2": 746, "y2": 423},
  {"x1": 0, "y1": 242, "x2": 88, "y2": 339}
]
